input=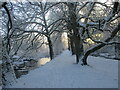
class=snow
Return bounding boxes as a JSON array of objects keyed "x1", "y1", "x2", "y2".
[
  {"x1": 78, "y1": 22, "x2": 86, "y2": 27},
  {"x1": 12, "y1": 55, "x2": 20, "y2": 59},
  {"x1": 37, "y1": 57, "x2": 50, "y2": 66},
  {"x1": 13, "y1": 61, "x2": 24, "y2": 65},
  {"x1": 87, "y1": 22, "x2": 99, "y2": 25},
  {"x1": 8, "y1": 50, "x2": 118, "y2": 88}
]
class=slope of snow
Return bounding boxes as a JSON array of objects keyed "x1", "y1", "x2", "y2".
[{"x1": 8, "y1": 50, "x2": 118, "y2": 88}]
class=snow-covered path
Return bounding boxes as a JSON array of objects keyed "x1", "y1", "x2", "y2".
[{"x1": 9, "y1": 50, "x2": 118, "y2": 88}]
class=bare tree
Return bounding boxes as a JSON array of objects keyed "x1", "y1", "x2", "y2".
[
  {"x1": 80, "y1": 1, "x2": 120, "y2": 65},
  {"x1": 1, "y1": 2, "x2": 16, "y2": 86},
  {"x1": 12, "y1": 2, "x2": 66, "y2": 60}
]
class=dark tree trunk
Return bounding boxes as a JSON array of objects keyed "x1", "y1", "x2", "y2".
[
  {"x1": 47, "y1": 36, "x2": 54, "y2": 60},
  {"x1": 67, "y1": 34, "x2": 71, "y2": 51},
  {"x1": 70, "y1": 35, "x2": 75, "y2": 55},
  {"x1": 74, "y1": 35, "x2": 80, "y2": 64},
  {"x1": 67, "y1": 33, "x2": 73, "y2": 52},
  {"x1": 68, "y1": 3, "x2": 84, "y2": 64},
  {"x1": 82, "y1": 23, "x2": 120, "y2": 65},
  {"x1": 74, "y1": 33, "x2": 84, "y2": 64},
  {"x1": 82, "y1": 43, "x2": 106, "y2": 65},
  {"x1": 67, "y1": 31, "x2": 75, "y2": 55}
]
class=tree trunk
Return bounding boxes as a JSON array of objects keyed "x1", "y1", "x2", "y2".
[
  {"x1": 67, "y1": 31, "x2": 75, "y2": 55},
  {"x1": 68, "y1": 3, "x2": 84, "y2": 64},
  {"x1": 74, "y1": 33, "x2": 84, "y2": 64},
  {"x1": 47, "y1": 36, "x2": 54, "y2": 60},
  {"x1": 67, "y1": 34, "x2": 71, "y2": 51},
  {"x1": 82, "y1": 23, "x2": 120, "y2": 65},
  {"x1": 2, "y1": 42, "x2": 16, "y2": 86},
  {"x1": 70, "y1": 35, "x2": 75, "y2": 55}
]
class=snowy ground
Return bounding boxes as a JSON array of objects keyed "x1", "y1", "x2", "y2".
[{"x1": 7, "y1": 50, "x2": 118, "y2": 88}]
